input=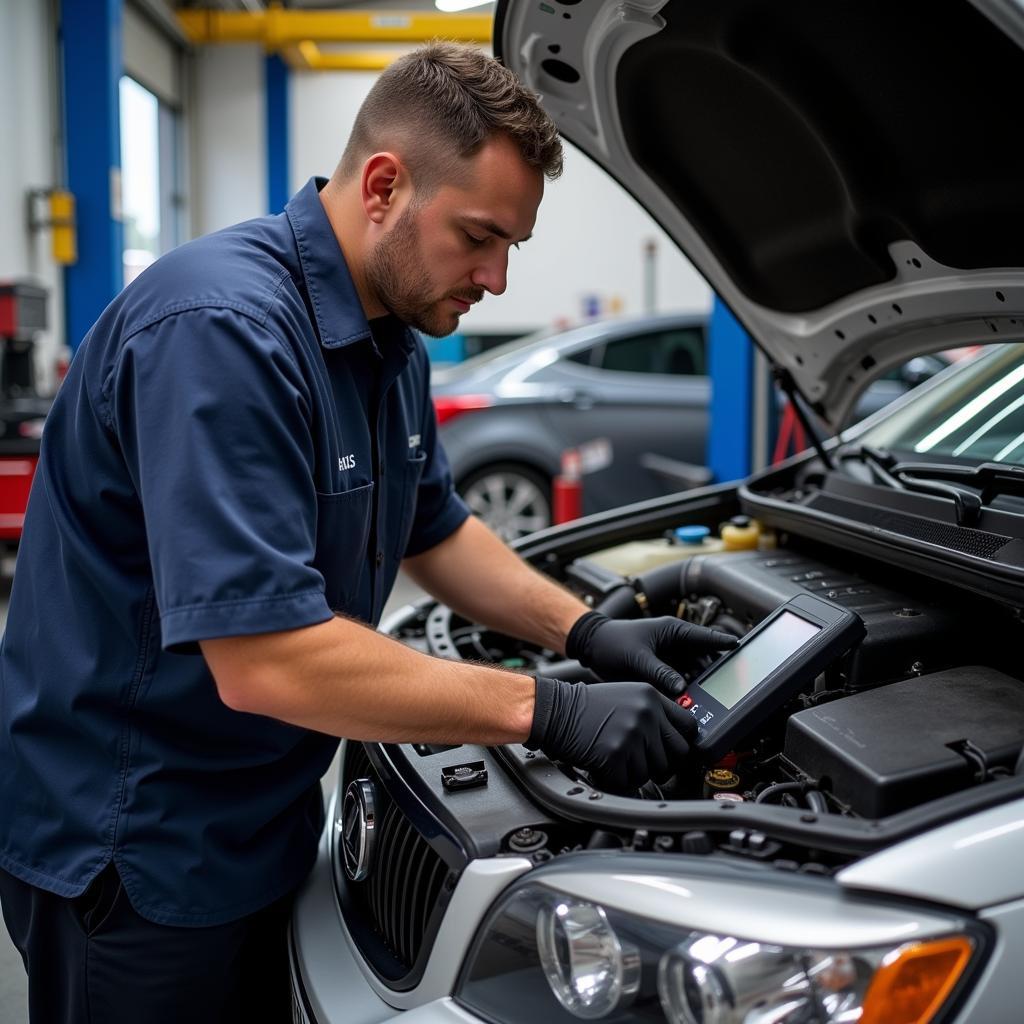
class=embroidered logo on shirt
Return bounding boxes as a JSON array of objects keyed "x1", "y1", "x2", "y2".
[
  {"x1": 338, "y1": 455, "x2": 357, "y2": 471},
  {"x1": 408, "y1": 434, "x2": 421, "y2": 449}
]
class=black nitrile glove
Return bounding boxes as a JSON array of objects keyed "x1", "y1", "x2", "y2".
[
  {"x1": 526, "y1": 676, "x2": 698, "y2": 794},
  {"x1": 566, "y1": 612, "x2": 738, "y2": 698}
]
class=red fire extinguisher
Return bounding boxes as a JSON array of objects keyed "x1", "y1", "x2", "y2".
[{"x1": 552, "y1": 448, "x2": 583, "y2": 524}]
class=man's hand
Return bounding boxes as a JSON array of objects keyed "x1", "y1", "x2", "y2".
[
  {"x1": 566, "y1": 612, "x2": 737, "y2": 697},
  {"x1": 527, "y1": 677, "x2": 698, "y2": 794}
]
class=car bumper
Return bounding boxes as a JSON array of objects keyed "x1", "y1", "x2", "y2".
[
  {"x1": 292, "y1": 792, "x2": 1024, "y2": 1024},
  {"x1": 288, "y1": 818, "x2": 398, "y2": 1024}
]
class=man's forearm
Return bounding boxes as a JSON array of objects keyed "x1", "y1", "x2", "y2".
[
  {"x1": 201, "y1": 616, "x2": 536, "y2": 744},
  {"x1": 402, "y1": 515, "x2": 588, "y2": 654}
]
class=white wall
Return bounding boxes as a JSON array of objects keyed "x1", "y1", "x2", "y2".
[
  {"x1": 289, "y1": 68, "x2": 710, "y2": 333},
  {"x1": 123, "y1": 2, "x2": 181, "y2": 107},
  {"x1": 187, "y1": 57, "x2": 711, "y2": 330},
  {"x1": 0, "y1": 0, "x2": 65, "y2": 388},
  {"x1": 192, "y1": 44, "x2": 264, "y2": 236}
]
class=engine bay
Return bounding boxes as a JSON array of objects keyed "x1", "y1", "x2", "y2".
[{"x1": 387, "y1": 519, "x2": 1024, "y2": 850}]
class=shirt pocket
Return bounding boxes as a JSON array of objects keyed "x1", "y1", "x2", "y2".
[
  {"x1": 392, "y1": 450, "x2": 427, "y2": 559},
  {"x1": 314, "y1": 482, "x2": 374, "y2": 610}
]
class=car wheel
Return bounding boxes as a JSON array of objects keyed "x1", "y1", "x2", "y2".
[{"x1": 459, "y1": 463, "x2": 552, "y2": 542}]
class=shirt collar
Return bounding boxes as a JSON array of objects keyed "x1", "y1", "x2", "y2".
[{"x1": 287, "y1": 176, "x2": 417, "y2": 354}]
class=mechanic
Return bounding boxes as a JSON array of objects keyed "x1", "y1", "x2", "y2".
[{"x1": 0, "y1": 43, "x2": 734, "y2": 1024}]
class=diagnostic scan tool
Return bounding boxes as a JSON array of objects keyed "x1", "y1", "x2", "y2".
[{"x1": 679, "y1": 593, "x2": 865, "y2": 761}]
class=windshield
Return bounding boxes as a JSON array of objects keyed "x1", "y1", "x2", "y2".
[{"x1": 862, "y1": 344, "x2": 1024, "y2": 465}]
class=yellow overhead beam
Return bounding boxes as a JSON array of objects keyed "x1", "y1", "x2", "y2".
[
  {"x1": 283, "y1": 41, "x2": 408, "y2": 72},
  {"x1": 178, "y1": 8, "x2": 493, "y2": 49}
]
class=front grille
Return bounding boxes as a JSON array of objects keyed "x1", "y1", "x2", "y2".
[
  {"x1": 337, "y1": 741, "x2": 452, "y2": 983},
  {"x1": 367, "y1": 801, "x2": 450, "y2": 968}
]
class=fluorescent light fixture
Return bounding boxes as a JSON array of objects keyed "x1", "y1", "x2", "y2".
[{"x1": 436, "y1": 0, "x2": 493, "y2": 11}]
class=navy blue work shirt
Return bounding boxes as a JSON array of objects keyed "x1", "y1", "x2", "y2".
[{"x1": 0, "y1": 178, "x2": 469, "y2": 926}]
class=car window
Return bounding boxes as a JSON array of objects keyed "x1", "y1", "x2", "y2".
[
  {"x1": 564, "y1": 345, "x2": 597, "y2": 367},
  {"x1": 877, "y1": 354, "x2": 947, "y2": 384},
  {"x1": 862, "y1": 344, "x2": 1024, "y2": 464},
  {"x1": 596, "y1": 327, "x2": 706, "y2": 375}
]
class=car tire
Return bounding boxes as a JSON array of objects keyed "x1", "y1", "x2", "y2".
[{"x1": 458, "y1": 463, "x2": 552, "y2": 542}]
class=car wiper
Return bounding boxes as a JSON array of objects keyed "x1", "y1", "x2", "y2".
[
  {"x1": 838, "y1": 445, "x2": 983, "y2": 526},
  {"x1": 890, "y1": 461, "x2": 1024, "y2": 509},
  {"x1": 838, "y1": 444, "x2": 905, "y2": 489}
]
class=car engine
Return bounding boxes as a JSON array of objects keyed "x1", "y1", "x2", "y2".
[{"x1": 386, "y1": 520, "x2": 1024, "y2": 842}]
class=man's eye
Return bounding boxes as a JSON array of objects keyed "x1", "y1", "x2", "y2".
[{"x1": 465, "y1": 232, "x2": 487, "y2": 247}]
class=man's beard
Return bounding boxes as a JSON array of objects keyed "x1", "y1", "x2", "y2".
[{"x1": 365, "y1": 205, "x2": 481, "y2": 337}]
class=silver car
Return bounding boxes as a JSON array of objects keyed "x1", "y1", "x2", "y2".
[{"x1": 291, "y1": 0, "x2": 1024, "y2": 1020}]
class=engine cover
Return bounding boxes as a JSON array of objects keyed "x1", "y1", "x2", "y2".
[
  {"x1": 679, "y1": 549, "x2": 973, "y2": 689},
  {"x1": 785, "y1": 666, "x2": 1024, "y2": 817}
]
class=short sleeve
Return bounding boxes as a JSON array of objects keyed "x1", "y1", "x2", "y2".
[
  {"x1": 402, "y1": 350, "x2": 470, "y2": 558},
  {"x1": 108, "y1": 307, "x2": 334, "y2": 652}
]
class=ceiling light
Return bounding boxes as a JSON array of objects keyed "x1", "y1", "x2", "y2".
[{"x1": 435, "y1": 0, "x2": 493, "y2": 12}]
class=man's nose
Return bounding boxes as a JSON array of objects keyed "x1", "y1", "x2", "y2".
[{"x1": 471, "y1": 249, "x2": 509, "y2": 296}]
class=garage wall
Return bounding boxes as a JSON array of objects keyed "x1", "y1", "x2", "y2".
[
  {"x1": 192, "y1": 44, "x2": 265, "y2": 236},
  {"x1": 123, "y1": 2, "x2": 181, "y2": 107},
  {"x1": 289, "y1": 68, "x2": 711, "y2": 333},
  {"x1": 0, "y1": 0, "x2": 65, "y2": 388}
]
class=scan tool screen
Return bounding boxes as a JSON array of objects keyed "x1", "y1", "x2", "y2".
[{"x1": 698, "y1": 611, "x2": 821, "y2": 709}]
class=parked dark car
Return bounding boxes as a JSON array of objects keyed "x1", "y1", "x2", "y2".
[
  {"x1": 434, "y1": 314, "x2": 947, "y2": 540},
  {"x1": 433, "y1": 314, "x2": 710, "y2": 538}
]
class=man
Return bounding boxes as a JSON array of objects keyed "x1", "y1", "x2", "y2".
[{"x1": 0, "y1": 44, "x2": 733, "y2": 1022}]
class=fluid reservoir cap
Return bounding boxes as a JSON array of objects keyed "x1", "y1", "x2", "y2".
[
  {"x1": 674, "y1": 525, "x2": 710, "y2": 545},
  {"x1": 722, "y1": 517, "x2": 761, "y2": 551}
]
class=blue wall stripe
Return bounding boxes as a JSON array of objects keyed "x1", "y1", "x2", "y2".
[
  {"x1": 61, "y1": 0, "x2": 123, "y2": 351},
  {"x1": 265, "y1": 54, "x2": 290, "y2": 213},
  {"x1": 707, "y1": 296, "x2": 754, "y2": 482}
]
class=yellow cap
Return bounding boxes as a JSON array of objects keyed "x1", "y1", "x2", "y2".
[{"x1": 721, "y1": 518, "x2": 761, "y2": 550}]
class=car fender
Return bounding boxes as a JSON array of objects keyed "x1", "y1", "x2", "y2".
[{"x1": 439, "y1": 409, "x2": 561, "y2": 485}]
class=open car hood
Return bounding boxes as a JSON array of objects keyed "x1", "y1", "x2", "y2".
[{"x1": 495, "y1": 0, "x2": 1024, "y2": 426}]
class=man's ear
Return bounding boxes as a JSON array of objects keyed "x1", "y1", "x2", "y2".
[{"x1": 361, "y1": 152, "x2": 406, "y2": 225}]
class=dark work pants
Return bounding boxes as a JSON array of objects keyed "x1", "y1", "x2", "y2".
[{"x1": 0, "y1": 863, "x2": 294, "y2": 1024}]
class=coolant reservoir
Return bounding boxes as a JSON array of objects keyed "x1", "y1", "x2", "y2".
[
  {"x1": 721, "y1": 516, "x2": 761, "y2": 551},
  {"x1": 584, "y1": 524, "x2": 724, "y2": 576}
]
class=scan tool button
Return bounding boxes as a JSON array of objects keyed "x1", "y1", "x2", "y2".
[{"x1": 677, "y1": 694, "x2": 695, "y2": 709}]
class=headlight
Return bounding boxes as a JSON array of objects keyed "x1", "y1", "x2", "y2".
[
  {"x1": 536, "y1": 899, "x2": 640, "y2": 1018},
  {"x1": 455, "y1": 861, "x2": 985, "y2": 1024}
]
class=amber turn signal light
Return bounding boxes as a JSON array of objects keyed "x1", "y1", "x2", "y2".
[{"x1": 860, "y1": 935, "x2": 974, "y2": 1024}]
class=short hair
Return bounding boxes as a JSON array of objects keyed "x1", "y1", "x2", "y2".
[{"x1": 335, "y1": 42, "x2": 563, "y2": 193}]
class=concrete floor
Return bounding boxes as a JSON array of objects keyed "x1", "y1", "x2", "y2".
[{"x1": 0, "y1": 571, "x2": 425, "y2": 1023}]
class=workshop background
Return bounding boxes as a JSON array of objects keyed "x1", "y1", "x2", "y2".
[
  {"x1": 0, "y1": 1, "x2": 821, "y2": 1018},
  {"x1": 0, "y1": 1, "x2": 716, "y2": 1017}
]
